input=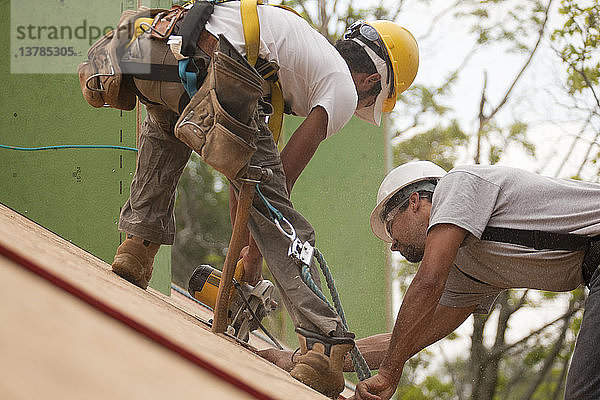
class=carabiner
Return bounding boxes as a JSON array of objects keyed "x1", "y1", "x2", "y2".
[{"x1": 274, "y1": 217, "x2": 296, "y2": 242}]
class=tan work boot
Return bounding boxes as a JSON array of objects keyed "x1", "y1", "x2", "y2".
[
  {"x1": 112, "y1": 234, "x2": 160, "y2": 289},
  {"x1": 290, "y1": 327, "x2": 355, "y2": 399}
]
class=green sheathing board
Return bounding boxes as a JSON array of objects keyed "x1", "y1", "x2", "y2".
[
  {"x1": 285, "y1": 116, "x2": 388, "y2": 342},
  {"x1": 0, "y1": 0, "x2": 172, "y2": 294}
]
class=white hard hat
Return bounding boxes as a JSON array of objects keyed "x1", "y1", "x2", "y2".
[{"x1": 370, "y1": 161, "x2": 447, "y2": 242}]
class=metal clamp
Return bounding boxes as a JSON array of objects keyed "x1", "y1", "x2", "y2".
[
  {"x1": 138, "y1": 11, "x2": 177, "y2": 39},
  {"x1": 85, "y1": 63, "x2": 115, "y2": 92},
  {"x1": 288, "y1": 238, "x2": 315, "y2": 266},
  {"x1": 239, "y1": 165, "x2": 273, "y2": 184}
]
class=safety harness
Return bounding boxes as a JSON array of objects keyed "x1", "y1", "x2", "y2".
[
  {"x1": 121, "y1": 0, "x2": 294, "y2": 143},
  {"x1": 239, "y1": 0, "x2": 297, "y2": 143},
  {"x1": 481, "y1": 226, "x2": 600, "y2": 286}
]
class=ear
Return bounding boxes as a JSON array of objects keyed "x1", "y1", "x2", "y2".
[
  {"x1": 409, "y1": 192, "x2": 421, "y2": 212},
  {"x1": 365, "y1": 72, "x2": 381, "y2": 85}
]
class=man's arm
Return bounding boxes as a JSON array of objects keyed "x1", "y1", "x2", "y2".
[
  {"x1": 257, "y1": 292, "x2": 473, "y2": 373},
  {"x1": 346, "y1": 303, "x2": 474, "y2": 371},
  {"x1": 279, "y1": 105, "x2": 328, "y2": 194},
  {"x1": 352, "y1": 223, "x2": 468, "y2": 400}
]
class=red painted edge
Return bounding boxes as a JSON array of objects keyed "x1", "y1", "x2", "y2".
[{"x1": 0, "y1": 242, "x2": 279, "y2": 400}]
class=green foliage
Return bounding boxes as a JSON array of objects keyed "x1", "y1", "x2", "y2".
[
  {"x1": 394, "y1": 121, "x2": 468, "y2": 171},
  {"x1": 551, "y1": 0, "x2": 600, "y2": 94},
  {"x1": 523, "y1": 346, "x2": 548, "y2": 366},
  {"x1": 396, "y1": 376, "x2": 456, "y2": 400},
  {"x1": 455, "y1": 0, "x2": 548, "y2": 52}
]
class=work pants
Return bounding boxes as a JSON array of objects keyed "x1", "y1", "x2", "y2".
[
  {"x1": 564, "y1": 266, "x2": 600, "y2": 399},
  {"x1": 118, "y1": 102, "x2": 344, "y2": 337}
]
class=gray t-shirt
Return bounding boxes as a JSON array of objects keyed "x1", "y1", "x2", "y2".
[{"x1": 429, "y1": 165, "x2": 600, "y2": 313}]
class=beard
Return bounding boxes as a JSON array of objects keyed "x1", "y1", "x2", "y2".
[
  {"x1": 357, "y1": 81, "x2": 382, "y2": 105},
  {"x1": 401, "y1": 245, "x2": 424, "y2": 263}
]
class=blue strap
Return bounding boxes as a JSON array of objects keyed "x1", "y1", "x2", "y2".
[
  {"x1": 178, "y1": 58, "x2": 199, "y2": 98},
  {"x1": 255, "y1": 185, "x2": 284, "y2": 222}
]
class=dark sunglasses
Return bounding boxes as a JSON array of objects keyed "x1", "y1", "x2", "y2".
[{"x1": 344, "y1": 20, "x2": 394, "y2": 95}]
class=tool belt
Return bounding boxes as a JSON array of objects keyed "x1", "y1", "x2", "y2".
[
  {"x1": 77, "y1": 7, "x2": 182, "y2": 110},
  {"x1": 175, "y1": 35, "x2": 264, "y2": 181},
  {"x1": 482, "y1": 226, "x2": 600, "y2": 287},
  {"x1": 583, "y1": 237, "x2": 600, "y2": 287},
  {"x1": 78, "y1": 2, "x2": 284, "y2": 179}
]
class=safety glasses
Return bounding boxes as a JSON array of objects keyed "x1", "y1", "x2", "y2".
[{"x1": 344, "y1": 20, "x2": 394, "y2": 96}]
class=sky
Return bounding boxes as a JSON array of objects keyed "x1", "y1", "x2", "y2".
[{"x1": 391, "y1": 0, "x2": 598, "y2": 182}]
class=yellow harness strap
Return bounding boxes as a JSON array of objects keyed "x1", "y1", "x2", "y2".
[
  {"x1": 268, "y1": 82, "x2": 284, "y2": 144},
  {"x1": 240, "y1": 0, "x2": 289, "y2": 144},
  {"x1": 127, "y1": 17, "x2": 155, "y2": 48},
  {"x1": 240, "y1": 0, "x2": 262, "y2": 67}
]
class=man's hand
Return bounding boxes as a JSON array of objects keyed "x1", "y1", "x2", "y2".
[
  {"x1": 240, "y1": 245, "x2": 263, "y2": 285},
  {"x1": 256, "y1": 348, "x2": 295, "y2": 372},
  {"x1": 350, "y1": 373, "x2": 396, "y2": 400}
]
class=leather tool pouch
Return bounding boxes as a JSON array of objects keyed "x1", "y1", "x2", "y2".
[
  {"x1": 175, "y1": 36, "x2": 264, "y2": 180},
  {"x1": 77, "y1": 7, "x2": 172, "y2": 110}
]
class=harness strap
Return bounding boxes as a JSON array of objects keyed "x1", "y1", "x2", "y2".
[
  {"x1": 179, "y1": 1, "x2": 215, "y2": 57},
  {"x1": 127, "y1": 0, "x2": 290, "y2": 141},
  {"x1": 240, "y1": 0, "x2": 262, "y2": 67},
  {"x1": 121, "y1": 61, "x2": 182, "y2": 82},
  {"x1": 268, "y1": 82, "x2": 284, "y2": 143},
  {"x1": 481, "y1": 226, "x2": 593, "y2": 251},
  {"x1": 178, "y1": 58, "x2": 200, "y2": 98},
  {"x1": 583, "y1": 238, "x2": 600, "y2": 286},
  {"x1": 240, "y1": 0, "x2": 286, "y2": 142},
  {"x1": 255, "y1": 59, "x2": 284, "y2": 143}
]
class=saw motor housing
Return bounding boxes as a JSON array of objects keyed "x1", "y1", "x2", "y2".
[{"x1": 188, "y1": 264, "x2": 276, "y2": 342}]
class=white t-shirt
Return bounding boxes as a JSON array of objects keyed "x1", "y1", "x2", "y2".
[
  {"x1": 205, "y1": 3, "x2": 357, "y2": 137},
  {"x1": 429, "y1": 165, "x2": 600, "y2": 313}
]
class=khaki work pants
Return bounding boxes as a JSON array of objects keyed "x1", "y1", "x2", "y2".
[{"x1": 118, "y1": 46, "x2": 344, "y2": 335}]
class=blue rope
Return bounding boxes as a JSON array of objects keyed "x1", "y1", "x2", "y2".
[
  {"x1": 313, "y1": 249, "x2": 371, "y2": 381},
  {"x1": 255, "y1": 185, "x2": 284, "y2": 222},
  {"x1": 0, "y1": 144, "x2": 138, "y2": 152},
  {"x1": 255, "y1": 187, "x2": 372, "y2": 380}
]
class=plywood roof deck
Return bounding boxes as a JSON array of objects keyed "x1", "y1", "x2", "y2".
[{"x1": 0, "y1": 203, "x2": 351, "y2": 400}]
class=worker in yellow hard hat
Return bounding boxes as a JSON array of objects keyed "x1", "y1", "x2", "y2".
[
  {"x1": 81, "y1": 3, "x2": 419, "y2": 398},
  {"x1": 337, "y1": 19, "x2": 419, "y2": 126}
]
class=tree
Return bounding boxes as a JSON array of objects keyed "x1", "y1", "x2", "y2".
[
  {"x1": 550, "y1": 0, "x2": 600, "y2": 180},
  {"x1": 389, "y1": 0, "x2": 595, "y2": 399}
]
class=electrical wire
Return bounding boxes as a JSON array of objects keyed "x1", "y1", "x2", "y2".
[{"x1": 0, "y1": 144, "x2": 138, "y2": 152}]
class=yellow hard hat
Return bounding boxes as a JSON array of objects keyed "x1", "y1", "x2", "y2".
[
  {"x1": 368, "y1": 21, "x2": 419, "y2": 112},
  {"x1": 344, "y1": 20, "x2": 419, "y2": 119}
]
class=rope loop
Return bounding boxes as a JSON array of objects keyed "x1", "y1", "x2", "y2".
[{"x1": 253, "y1": 181, "x2": 372, "y2": 380}]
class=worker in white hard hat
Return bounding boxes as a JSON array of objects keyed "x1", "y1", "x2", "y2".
[
  {"x1": 351, "y1": 161, "x2": 600, "y2": 400},
  {"x1": 83, "y1": 3, "x2": 420, "y2": 398},
  {"x1": 259, "y1": 160, "x2": 600, "y2": 400}
]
